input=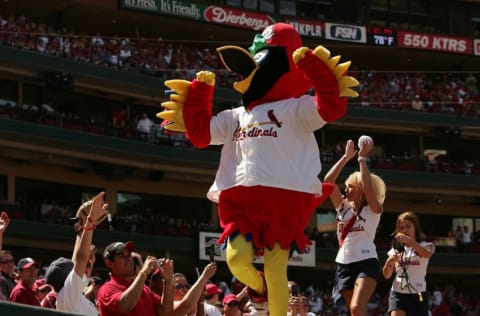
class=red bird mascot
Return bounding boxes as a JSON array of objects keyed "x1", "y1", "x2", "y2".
[{"x1": 158, "y1": 23, "x2": 358, "y2": 316}]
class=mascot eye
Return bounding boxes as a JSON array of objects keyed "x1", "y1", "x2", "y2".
[{"x1": 253, "y1": 49, "x2": 269, "y2": 65}]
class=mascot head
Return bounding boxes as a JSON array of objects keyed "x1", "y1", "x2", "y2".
[{"x1": 217, "y1": 23, "x2": 312, "y2": 108}]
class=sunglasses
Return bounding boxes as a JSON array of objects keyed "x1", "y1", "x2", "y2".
[
  {"x1": 0, "y1": 259, "x2": 14, "y2": 264},
  {"x1": 175, "y1": 283, "x2": 190, "y2": 290},
  {"x1": 226, "y1": 301, "x2": 239, "y2": 307}
]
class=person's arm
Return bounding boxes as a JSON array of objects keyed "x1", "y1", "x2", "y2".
[
  {"x1": 118, "y1": 256, "x2": 157, "y2": 313},
  {"x1": 324, "y1": 140, "x2": 357, "y2": 208},
  {"x1": 382, "y1": 253, "x2": 400, "y2": 279},
  {"x1": 173, "y1": 262, "x2": 217, "y2": 316},
  {"x1": 157, "y1": 258, "x2": 174, "y2": 316},
  {"x1": 72, "y1": 192, "x2": 108, "y2": 278},
  {"x1": 357, "y1": 139, "x2": 382, "y2": 214},
  {"x1": 0, "y1": 212, "x2": 10, "y2": 256},
  {"x1": 395, "y1": 234, "x2": 435, "y2": 259}
]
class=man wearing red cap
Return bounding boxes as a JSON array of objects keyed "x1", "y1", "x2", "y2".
[
  {"x1": 223, "y1": 294, "x2": 241, "y2": 316},
  {"x1": 204, "y1": 283, "x2": 222, "y2": 316},
  {"x1": 9, "y1": 257, "x2": 40, "y2": 306},
  {"x1": 97, "y1": 240, "x2": 174, "y2": 316}
]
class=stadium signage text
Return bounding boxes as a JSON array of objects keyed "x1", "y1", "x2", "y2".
[
  {"x1": 285, "y1": 19, "x2": 324, "y2": 38},
  {"x1": 198, "y1": 232, "x2": 316, "y2": 267},
  {"x1": 367, "y1": 26, "x2": 397, "y2": 46},
  {"x1": 204, "y1": 6, "x2": 275, "y2": 31},
  {"x1": 475, "y1": 39, "x2": 480, "y2": 56},
  {"x1": 325, "y1": 23, "x2": 367, "y2": 43},
  {"x1": 160, "y1": 1, "x2": 202, "y2": 19},
  {"x1": 123, "y1": 0, "x2": 158, "y2": 11},
  {"x1": 120, "y1": 0, "x2": 203, "y2": 20},
  {"x1": 398, "y1": 31, "x2": 472, "y2": 55}
]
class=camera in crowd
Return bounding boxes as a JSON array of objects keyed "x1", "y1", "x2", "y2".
[
  {"x1": 392, "y1": 235, "x2": 405, "y2": 253},
  {"x1": 291, "y1": 284, "x2": 299, "y2": 296}
]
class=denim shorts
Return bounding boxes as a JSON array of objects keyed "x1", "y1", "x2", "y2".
[
  {"x1": 332, "y1": 258, "x2": 380, "y2": 303},
  {"x1": 388, "y1": 290, "x2": 429, "y2": 316}
]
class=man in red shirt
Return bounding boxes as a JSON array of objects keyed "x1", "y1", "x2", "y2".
[
  {"x1": 97, "y1": 241, "x2": 174, "y2": 316},
  {"x1": 9, "y1": 257, "x2": 40, "y2": 306}
]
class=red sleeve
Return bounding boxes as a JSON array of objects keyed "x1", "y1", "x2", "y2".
[
  {"x1": 97, "y1": 282, "x2": 123, "y2": 315},
  {"x1": 183, "y1": 79, "x2": 214, "y2": 148},
  {"x1": 148, "y1": 287, "x2": 162, "y2": 311},
  {"x1": 296, "y1": 50, "x2": 347, "y2": 122}
]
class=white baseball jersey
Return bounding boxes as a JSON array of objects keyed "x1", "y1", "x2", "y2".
[
  {"x1": 335, "y1": 200, "x2": 381, "y2": 264},
  {"x1": 388, "y1": 242, "x2": 435, "y2": 293},
  {"x1": 207, "y1": 95, "x2": 327, "y2": 202}
]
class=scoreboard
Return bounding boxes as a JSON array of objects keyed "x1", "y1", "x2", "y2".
[{"x1": 367, "y1": 26, "x2": 397, "y2": 46}]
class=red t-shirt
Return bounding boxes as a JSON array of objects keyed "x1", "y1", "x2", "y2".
[
  {"x1": 97, "y1": 275, "x2": 161, "y2": 316},
  {"x1": 9, "y1": 280, "x2": 40, "y2": 306}
]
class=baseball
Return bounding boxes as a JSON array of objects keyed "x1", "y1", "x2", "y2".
[{"x1": 358, "y1": 135, "x2": 373, "y2": 148}]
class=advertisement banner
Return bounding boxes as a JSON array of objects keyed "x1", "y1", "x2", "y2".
[
  {"x1": 120, "y1": 0, "x2": 276, "y2": 31},
  {"x1": 284, "y1": 19, "x2": 324, "y2": 39},
  {"x1": 120, "y1": 0, "x2": 206, "y2": 20},
  {"x1": 198, "y1": 232, "x2": 316, "y2": 267},
  {"x1": 325, "y1": 23, "x2": 367, "y2": 44},
  {"x1": 203, "y1": 5, "x2": 276, "y2": 31},
  {"x1": 397, "y1": 31, "x2": 473, "y2": 55},
  {"x1": 474, "y1": 39, "x2": 480, "y2": 56}
]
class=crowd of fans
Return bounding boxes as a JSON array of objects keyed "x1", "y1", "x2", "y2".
[{"x1": 1, "y1": 207, "x2": 480, "y2": 315}]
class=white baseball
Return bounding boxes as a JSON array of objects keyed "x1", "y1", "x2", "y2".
[{"x1": 358, "y1": 135, "x2": 373, "y2": 148}]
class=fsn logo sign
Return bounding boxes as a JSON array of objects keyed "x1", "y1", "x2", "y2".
[
  {"x1": 333, "y1": 26, "x2": 360, "y2": 40},
  {"x1": 326, "y1": 23, "x2": 366, "y2": 43}
]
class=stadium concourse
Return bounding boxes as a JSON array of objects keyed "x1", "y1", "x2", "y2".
[{"x1": 0, "y1": 1, "x2": 479, "y2": 315}]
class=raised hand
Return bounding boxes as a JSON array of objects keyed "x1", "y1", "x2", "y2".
[
  {"x1": 293, "y1": 45, "x2": 359, "y2": 97},
  {"x1": 157, "y1": 71, "x2": 216, "y2": 133},
  {"x1": 0, "y1": 211, "x2": 9, "y2": 234}
]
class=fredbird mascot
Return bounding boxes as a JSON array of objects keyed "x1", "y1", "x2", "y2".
[{"x1": 158, "y1": 23, "x2": 358, "y2": 316}]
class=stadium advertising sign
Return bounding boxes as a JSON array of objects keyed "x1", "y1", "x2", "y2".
[
  {"x1": 367, "y1": 26, "x2": 397, "y2": 47},
  {"x1": 198, "y1": 232, "x2": 316, "y2": 267},
  {"x1": 325, "y1": 23, "x2": 367, "y2": 43},
  {"x1": 398, "y1": 31, "x2": 473, "y2": 55},
  {"x1": 120, "y1": 0, "x2": 205, "y2": 20},
  {"x1": 284, "y1": 19, "x2": 324, "y2": 39},
  {"x1": 204, "y1": 6, "x2": 276, "y2": 31},
  {"x1": 474, "y1": 39, "x2": 480, "y2": 56}
]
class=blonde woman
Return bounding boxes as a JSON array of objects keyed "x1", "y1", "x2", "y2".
[
  {"x1": 383, "y1": 211, "x2": 434, "y2": 316},
  {"x1": 324, "y1": 136, "x2": 386, "y2": 316}
]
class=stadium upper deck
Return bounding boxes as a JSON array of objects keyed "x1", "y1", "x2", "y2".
[{"x1": 1, "y1": 0, "x2": 479, "y2": 71}]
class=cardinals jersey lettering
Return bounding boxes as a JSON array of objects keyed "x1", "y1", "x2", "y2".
[
  {"x1": 207, "y1": 95, "x2": 326, "y2": 202},
  {"x1": 387, "y1": 242, "x2": 435, "y2": 293},
  {"x1": 335, "y1": 199, "x2": 381, "y2": 264}
]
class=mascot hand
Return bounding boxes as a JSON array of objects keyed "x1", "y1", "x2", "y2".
[
  {"x1": 157, "y1": 79, "x2": 189, "y2": 132},
  {"x1": 157, "y1": 71, "x2": 216, "y2": 133},
  {"x1": 293, "y1": 46, "x2": 359, "y2": 98}
]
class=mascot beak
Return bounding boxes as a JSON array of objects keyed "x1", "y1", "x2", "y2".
[{"x1": 217, "y1": 45, "x2": 259, "y2": 94}]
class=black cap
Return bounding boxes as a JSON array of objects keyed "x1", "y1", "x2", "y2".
[
  {"x1": 103, "y1": 241, "x2": 135, "y2": 261},
  {"x1": 17, "y1": 257, "x2": 38, "y2": 271},
  {"x1": 45, "y1": 257, "x2": 74, "y2": 292}
]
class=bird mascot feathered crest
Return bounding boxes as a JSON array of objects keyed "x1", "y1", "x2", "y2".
[{"x1": 158, "y1": 23, "x2": 358, "y2": 316}]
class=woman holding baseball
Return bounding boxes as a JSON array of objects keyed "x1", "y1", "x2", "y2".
[
  {"x1": 383, "y1": 211, "x2": 434, "y2": 316},
  {"x1": 324, "y1": 136, "x2": 386, "y2": 316}
]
